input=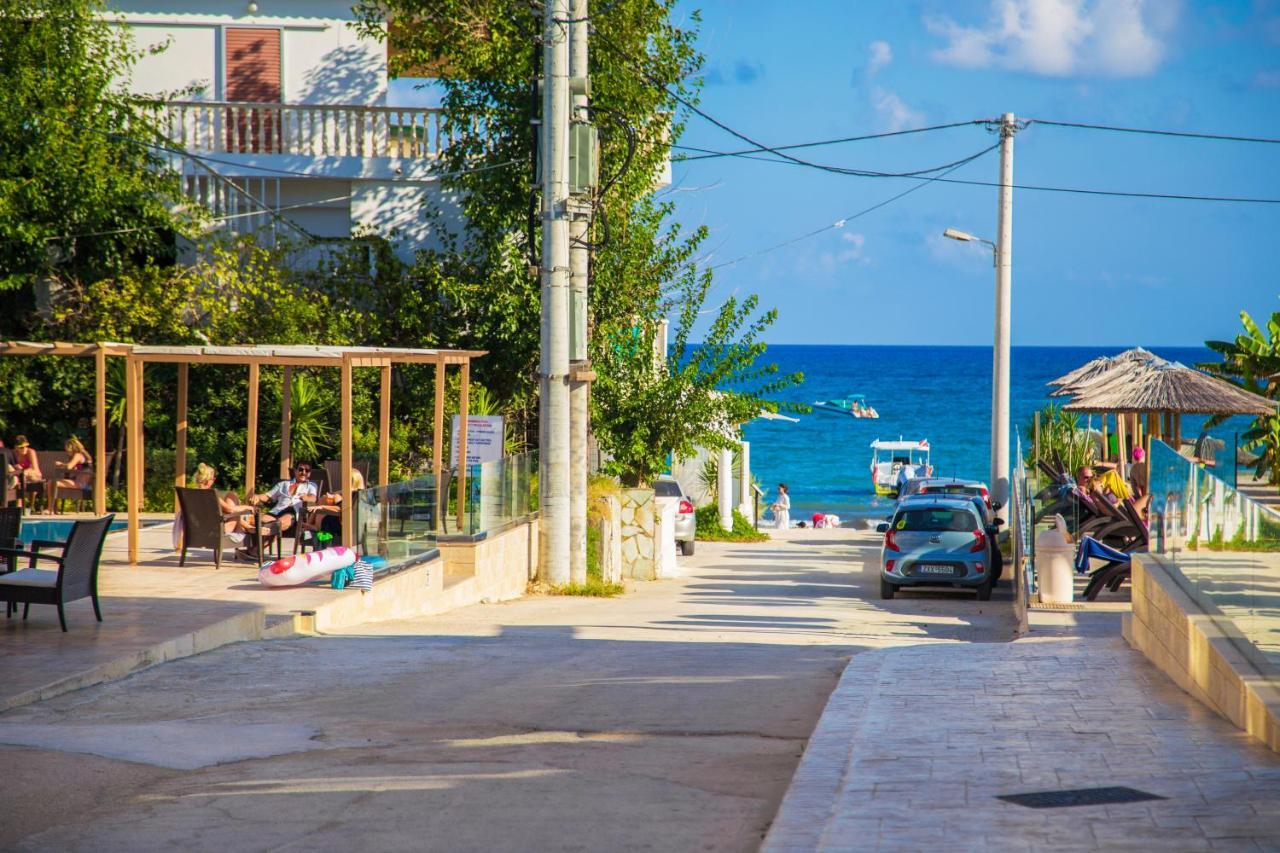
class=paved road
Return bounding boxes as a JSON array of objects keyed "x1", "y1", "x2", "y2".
[{"x1": 2, "y1": 527, "x2": 1017, "y2": 852}]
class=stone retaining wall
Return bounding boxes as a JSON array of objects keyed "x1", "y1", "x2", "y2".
[{"x1": 619, "y1": 488, "x2": 656, "y2": 580}]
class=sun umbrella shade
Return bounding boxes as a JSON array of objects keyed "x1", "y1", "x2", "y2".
[{"x1": 1062, "y1": 359, "x2": 1276, "y2": 416}]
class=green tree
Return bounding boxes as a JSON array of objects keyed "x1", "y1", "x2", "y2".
[
  {"x1": 0, "y1": 0, "x2": 197, "y2": 308},
  {"x1": 1200, "y1": 310, "x2": 1280, "y2": 485}
]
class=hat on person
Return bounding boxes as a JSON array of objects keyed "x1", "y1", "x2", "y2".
[
  {"x1": 13, "y1": 435, "x2": 29, "y2": 449},
  {"x1": 1132, "y1": 446, "x2": 1145, "y2": 462}
]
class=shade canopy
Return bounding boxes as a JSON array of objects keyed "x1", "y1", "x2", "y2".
[
  {"x1": 1048, "y1": 347, "x2": 1158, "y2": 397},
  {"x1": 1062, "y1": 358, "x2": 1276, "y2": 416}
]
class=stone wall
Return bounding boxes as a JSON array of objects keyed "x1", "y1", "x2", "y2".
[
  {"x1": 437, "y1": 518, "x2": 538, "y2": 605},
  {"x1": 619, "y1": 488, "x2": 656, "y2": 580},
  {"x1": 593, "y1": 495, "x2": 622, "y2": 583},
  {"x1": 1124, "y1": 555, "x2": 1280, "y2": 753}
]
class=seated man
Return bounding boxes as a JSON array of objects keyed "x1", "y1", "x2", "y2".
[{"x1": 240, "y1": 463, "x2": 319, "y2": 560}]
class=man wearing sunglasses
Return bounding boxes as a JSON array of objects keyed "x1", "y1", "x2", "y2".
[{"x1": 239, "y1": 463, "x2": 319, "y2": 561}]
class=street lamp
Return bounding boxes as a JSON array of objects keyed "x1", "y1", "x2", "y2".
[{"x1": 944, "y1": 225, "x2": 1009, "y2": 520}]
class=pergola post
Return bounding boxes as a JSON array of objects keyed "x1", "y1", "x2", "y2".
[
  {"x1": 126, "y1": 356, "x2": 143, "y2": 565},
  {"x1": 340, "y1": 354, "x2": 354, "y2": 546},
  {"x1": 1100, "y1": 414, "x2": 1109, "y2": 462},
  {"x1": 456, "y1": 360, "x2": 471, "y2": 533},
  {"x1": 94, "y1": 345, "x2": 106, "y2": 515},
  {"x1": 246, "y1": 363, "x2": 259, "y2": 498},
  {"x1": 175, "y1": 363, "x2": 188, "y2": 488},
  {"x1": 432, "y1": 357, "x2": 446, "y2": 533},
  {"x1": 379, "y1": 363, "x2": 391, "y2": 486},
  {"x1": 280, "y1": 365, "x2": 292, "y2": 479}
]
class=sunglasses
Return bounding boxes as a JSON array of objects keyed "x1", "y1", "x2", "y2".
[{"x1": 296, "y1": 468, "x2": 311, "y2": 475}]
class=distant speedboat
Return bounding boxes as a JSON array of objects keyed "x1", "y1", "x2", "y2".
[
  {"x1": 813, "y1": 394, "x2": 880, "y2": 419},
  {"x1": 870, "y1": 438, "x2": 932, "y2": 496}
]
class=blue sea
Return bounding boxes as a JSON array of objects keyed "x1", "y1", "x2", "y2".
[{"x1": 741, "y1": 345, "x2": 1252, "y2": 522}]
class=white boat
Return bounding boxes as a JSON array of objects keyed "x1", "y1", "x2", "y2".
[
  {"x1": 870, "y1": 438, "x2": 932, "y2": 496},
  {"x1": 812, "y1": 394, "x2": 879, "y2": 419}
]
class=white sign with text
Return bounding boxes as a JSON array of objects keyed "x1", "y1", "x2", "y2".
[{"x1": 450, "y1": 415, "x2": 505, "y2": 467}]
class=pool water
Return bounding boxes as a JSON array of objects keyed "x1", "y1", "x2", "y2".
[{"x1": 18, "y1": 519, "x2": 130, "y2": 546}]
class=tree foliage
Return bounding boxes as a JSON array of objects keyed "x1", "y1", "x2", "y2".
[
  {"x1": 0, "y1": 0, "x2": 196, "y2": 305},
  {"x1": 1200, "y1": 310, "x2": 1280, "y2": 485}
]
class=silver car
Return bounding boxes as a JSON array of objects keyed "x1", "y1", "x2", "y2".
[
  {"x1": 877, "y1": 497, "x2": 995, "y2": 601},
  {"x1": 655, "y1": 476, "x2": 696, "y2": 555}
]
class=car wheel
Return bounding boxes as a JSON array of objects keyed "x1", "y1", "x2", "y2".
[
  {"x1": 880, "y1": 577, "x2": 896, "y2": 599},
  {"x1": 976, "y1": 574, "x2": 994, "y2": 601},
  {"x1": 990, "y1": 544, "x2": 1004, "y2": 582},
  {"x1": 681, "y1": 539, "x2": 695, "y2": 556}
]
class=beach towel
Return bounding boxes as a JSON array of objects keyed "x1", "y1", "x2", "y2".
[
  {"x1": 351, "y1": 559, "x2": 374, "y2": 591},
  {"x1": 1074, "y1": 535, "x2": 1130, "y2": 573}
]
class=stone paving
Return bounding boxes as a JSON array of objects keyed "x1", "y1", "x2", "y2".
[{"x1": 764, "y1": 635, "x2": 1280, "y2": 852}]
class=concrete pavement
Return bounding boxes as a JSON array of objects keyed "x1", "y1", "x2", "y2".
[{"x1": 3, "y1": 527, "x2": 1017, "y2": 851}]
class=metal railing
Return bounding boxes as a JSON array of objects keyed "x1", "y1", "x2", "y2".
[{"x1": 157, "y1": 101, "x2": 451, "y2": 158}]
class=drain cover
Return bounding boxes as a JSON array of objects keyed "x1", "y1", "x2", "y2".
[{"x1": 998, "y1": 786, "x2": 1165, "y2": 809}]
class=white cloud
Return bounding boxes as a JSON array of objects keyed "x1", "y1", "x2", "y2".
[
  {"x1": 871, "y1": 86, "x2": 925, "y2": 132},
  {"x1": 867, "y1": 40, "x2": 893, "y2": 76},
  {"x1": 926, "y1": 0, "x2": 1178, "y2": 77}
]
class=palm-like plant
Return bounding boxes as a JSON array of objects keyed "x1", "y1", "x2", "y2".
[
  {"x1": 1200, "y1": 310, "x2": 1280, "y2": 485},
  {"x1": 1024, "y1": 404, "x2": 1095, "y2": 474},
  {"x1": 270, "y1": 372, "x2": 335, "y2": 467}
]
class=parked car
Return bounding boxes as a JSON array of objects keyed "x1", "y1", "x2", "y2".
[
  {"x1": 877, "y1": 496, "x2": 996, "y2": 601},
  {"x1": 898, "y1": 476, "x2": 992, "y2": 510},
  {"x1": 655, "y1": 476, "x2": 696, "y2": 556},
  {"x1": 896, "y1": 492, "x2": 1005, "y2": 582}
]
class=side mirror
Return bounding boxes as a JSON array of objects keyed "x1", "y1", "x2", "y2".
[
  {"x1": 993, "y1": 518, "x2": 1006, "y2": 527},
  {"x1": 875, "y1": 522, "x2": 890, "y2": 533},
  {"x1": 991, "y1": 501, "x2": 1003, "y2": 511}
]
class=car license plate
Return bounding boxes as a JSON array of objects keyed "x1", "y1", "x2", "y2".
[{"x1": 917, "y1": 564, "x2": 953, "y2": 575}]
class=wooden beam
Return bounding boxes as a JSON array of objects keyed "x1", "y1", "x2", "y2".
[
  {"x1": 432, "y1": 358, "x2": 445, "y2": 533},
  {"x1": 246, "y1": 363, "x2": 259, "y2": 498},
  {"x1": 280, "y1": 365, "x2": 293, "y2": 479},
  {"x1": 456, "y1": 360, "x2": 470, "y2": 533},
  {"x1": 126, "y1": 357, "x2": 141, "y2": 565},
  {"x1": 94, "y1": 346, "x2": 106, "y2": 515},
  {"x1": 340, "y1": 354, "x2": 354, "y2": 546},
  {"x1": 175, "y1": 362, "x2": 189, "y2": 489},
  {"x1": 379, "y1": 363, "x2": 391, "y2": 487}
]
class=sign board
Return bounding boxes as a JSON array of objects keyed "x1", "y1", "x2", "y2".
[{"x1": 450, "y1": 415, "x2": 504, "y2": 467}]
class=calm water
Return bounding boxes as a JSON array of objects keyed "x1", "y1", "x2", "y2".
[{"x1": 741, "y1": 345, "x2": 1250, "y2": 521}]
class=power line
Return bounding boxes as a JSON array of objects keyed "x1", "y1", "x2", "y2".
[
  {"x1": 1029, "y1": 118, "x2": 1280, "y2": 146},
  {"x1": 707, "y1": 144, "x2": 998, "y2": 272},
  {"x1": 671, "y1": 120, "x2": 989, "y2": 162}
]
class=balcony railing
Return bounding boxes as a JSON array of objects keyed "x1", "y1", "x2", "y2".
[{"x1": 158, "y1": 101, "x2": 450, "y2": 158}]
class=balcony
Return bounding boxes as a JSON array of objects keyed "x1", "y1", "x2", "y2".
[{"x1": 159, "y1": 101, "x2": 451, "y2": 159}]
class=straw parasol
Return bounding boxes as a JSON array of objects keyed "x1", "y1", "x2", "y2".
[
  {"x1": 1061, "y1": 359, "x2": 1276, "y2": 416},
  {"x1": 1048, "y1": 347, "x2": 1160, "y2": 397}
]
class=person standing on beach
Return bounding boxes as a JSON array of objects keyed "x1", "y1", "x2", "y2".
[{"x1": 771, "y1": 483, "x2": 791, "y2": 530}]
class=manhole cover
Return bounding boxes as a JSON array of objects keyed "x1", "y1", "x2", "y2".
[{"x1": 997, "y1": 786, "x2": 1165, "y2": 809}]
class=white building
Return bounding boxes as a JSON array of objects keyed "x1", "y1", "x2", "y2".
[{"x1": 110, "y1": 0, "x2": 456, "y2": 260}]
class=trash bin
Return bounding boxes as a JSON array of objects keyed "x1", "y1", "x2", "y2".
[{"x1": 1035, "y1": 520, "x2": 1075, "y2": 604}]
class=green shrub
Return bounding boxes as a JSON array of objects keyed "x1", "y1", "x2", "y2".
[{"x1": 695, "y1": 505, "x2": 769, "y2": 542}]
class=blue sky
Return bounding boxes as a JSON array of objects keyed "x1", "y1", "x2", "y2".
[{"x1": 392, "y1": 0, "x2": 1280, "y2": 346}]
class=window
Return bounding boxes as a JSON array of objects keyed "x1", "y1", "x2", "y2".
[{"x1": 893, "y1": 508, "x2": 976, "y2": 532}]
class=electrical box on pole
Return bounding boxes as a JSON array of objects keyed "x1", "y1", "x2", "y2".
[{"x1": 568, "y1": 122, "x2": 598, "y2": 197}]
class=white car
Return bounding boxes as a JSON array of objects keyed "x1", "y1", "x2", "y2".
[{"x1": 655, "y1": 476, "x2": 696, "y2": 555}]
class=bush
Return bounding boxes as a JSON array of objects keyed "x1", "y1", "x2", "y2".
[{"x1": 695, "y1": 505, "x2": 769, "y2": 542}]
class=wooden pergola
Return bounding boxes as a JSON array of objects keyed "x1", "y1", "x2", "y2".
[{"x1": 0, "y1": 341, "x2": 485, "y2": 563}]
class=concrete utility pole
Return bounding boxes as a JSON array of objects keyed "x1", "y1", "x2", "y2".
[
  {"x1": 567, "y1": 0, "x2": 589, "y2": 586},
  {"x1": 991, "y1": 112, "x2": 1017, "y2": 520},
  {"x1": 540, "y1": 0, "x2": 571, "y2": 585}
]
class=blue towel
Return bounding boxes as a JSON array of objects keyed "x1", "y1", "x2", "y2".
[
  {"x1": 330, "y1": 565, "x2": 355, "y2": 590},
  {"x1": 1074, "y1": 535, "x2": 1130, "y2": 573}
]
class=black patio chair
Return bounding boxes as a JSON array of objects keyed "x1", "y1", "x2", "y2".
[
  {"x1": 0, "y1": 506, "x2": 21, "y2": 574},
  {"x1": 176, "y1": 487, "x2": 247, "y2": 570},
  {"x1": 0, "y1": 514, "x2": 114, "y2": 631},
  {"x1": 1080, "y1": 499, "x2": 1149, "y2": 600}
]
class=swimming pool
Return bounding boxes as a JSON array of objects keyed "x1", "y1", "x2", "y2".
[{"x1": 18, "y1": 518, "x2": 130, "y2": 545}]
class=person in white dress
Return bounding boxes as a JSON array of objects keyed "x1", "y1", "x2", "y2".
[{"x1": 771, "y1": 483, "x2": 791, "y2": 530}]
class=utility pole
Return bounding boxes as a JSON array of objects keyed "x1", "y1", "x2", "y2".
[
  {"x1": 567, "y1": 0, "x2": 590, "y2": 586},
  {"x1": 991, "y1": 112, "x2": 1017, "y2": 520},
  {"x1": 540, "y1": 0, "x2": 571, "y2": 585}
]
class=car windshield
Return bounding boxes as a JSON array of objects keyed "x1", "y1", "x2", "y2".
[
  {"x1": 894, "y1": 508, "x2": 975, "y2": 532},
  {"x1": 654, "y1": 481, "x2": 683, "y2": 498}
]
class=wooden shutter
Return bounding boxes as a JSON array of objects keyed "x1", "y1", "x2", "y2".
[{"x1": 224, "y1": 28, "x2": 282, "y2": 153}]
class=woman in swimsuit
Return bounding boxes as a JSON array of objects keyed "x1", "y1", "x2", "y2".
[
  {"x1": 12, "y1": 435, "x2": 44, "y2": 511},
  {"x1": 48, "y1": 437, "x2": 93, "y2": 513}
]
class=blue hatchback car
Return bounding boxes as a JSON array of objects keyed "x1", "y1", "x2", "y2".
[{"x1": 878, "y1": 496, "x2": 996, "y2": 601}]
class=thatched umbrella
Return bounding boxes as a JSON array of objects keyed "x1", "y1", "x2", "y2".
[
  {"x1": 1048, "y1": 347, "x2": 1161, "y2": 397},
  {"x1": 1063, "y1": 359, "x2": 1276, "y2": 475}
]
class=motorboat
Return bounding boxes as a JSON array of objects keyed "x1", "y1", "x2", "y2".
[
  {"x1": 870, "y1": 438, "x2": 932, "y2": 496},
  {"x1": 813, "y1": 394, "x2": 879, "y2": 419}
]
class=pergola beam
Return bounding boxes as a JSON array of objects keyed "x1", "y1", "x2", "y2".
[
  {"x1": 379, "y1": 364, "x2": 391, "y2": 487},
  {"x1": 433, "y1": 357, "x2": 446, "y2": 533},
  {"x1": 340, "y1": 355, "x2": 354, "y2": 546},
  {"x1": 280, "y1": 366, "x2": 293, "y2": 479},
  {"x1": 246, "y1": 363, "x2": 260, "y2": 499},
  {"x1": 175, "y1": 363, "x2": 189, "y2": 489},
  {"x1": 94, "y1": 345, "x2": 106, "y2": 515},
  {"x1": 456, "y1": 360, "x2": 470, "y2": 533}
]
